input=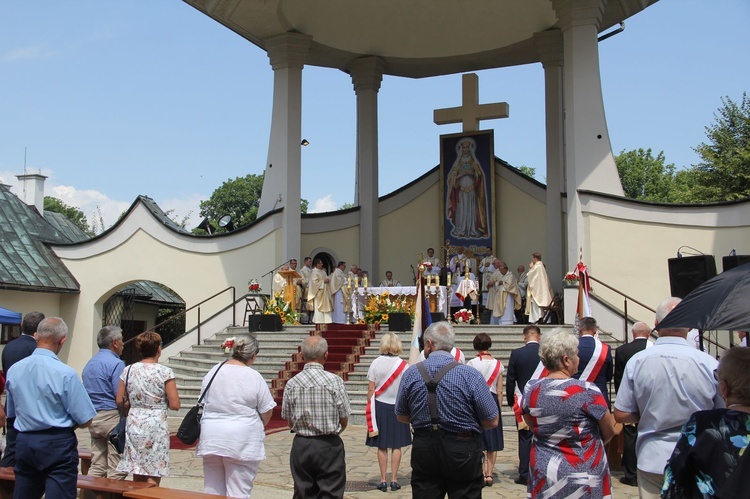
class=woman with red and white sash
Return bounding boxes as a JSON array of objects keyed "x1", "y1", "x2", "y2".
[
  {"x1": 466, "y1": 332, "x2": 505, "y2": 487},
  {"x1": 365, "y1": 333, "x2": 411, "y2": 492}
]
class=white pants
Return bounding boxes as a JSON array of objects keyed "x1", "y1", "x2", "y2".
[
  {"x1": 203, "y1": 455, "x2": 260, "y2": 498},
  {"x1": 637, "y1": 468, "x2": 665, "y2": 499}
]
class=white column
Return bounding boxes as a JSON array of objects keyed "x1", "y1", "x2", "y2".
[
  {"x1": 534, "y1": 29, "x2": 565, "y2": 292},
  {"x1": 350, "y1": 56, "x2": 385, "y2": 280},
  {"x1": 552, "y1": 0, "x2": 624, "y2": 269},
  {"x1": 259, "y1": 32, "x2": 311, "y2": 261},
  {"x1": 16, "y1": 173, "x2": 47, "y2": 215}
]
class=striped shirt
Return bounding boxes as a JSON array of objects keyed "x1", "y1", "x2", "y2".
[
  {"x1": 281, "y1": 363, "x2": 351, "y2": 436},
  {"x1": 395, "y1": 350, "x2": 498, "y2": 433}
]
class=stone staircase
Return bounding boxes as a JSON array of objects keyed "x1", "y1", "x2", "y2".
[{"x1": 163, "y1": 323, "x2": 622, "y2": 429}]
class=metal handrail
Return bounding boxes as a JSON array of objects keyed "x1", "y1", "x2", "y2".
[
  {"x1": 588, "y1": 274, "x2": 655, "y2": 343},
  {"x1": 123, "y1": 286, "x2": 237, "y2": 347}
]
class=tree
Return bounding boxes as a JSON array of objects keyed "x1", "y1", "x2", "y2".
[
  {"x1": 44, "y1": 196, "x2": 91, "y2": 234},
  {"x1": 199, "y1": 173, "x2": 308, "y2": 233},
  {"x1": 339, "y1": 202, "x2": 355, "y2": 210},
  {"x1": 614, "y1": 148, "x2": 677, "y2": 202},
  {"x1": 518, "y1": 165, "x2": 536, "y2": 179},
  {"x1": 691, "y1": 92, "x2": 750, "y2": 201}
]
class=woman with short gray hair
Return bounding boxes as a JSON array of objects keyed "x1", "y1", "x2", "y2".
[
  {"x1": 196, "y1": 336, "x2": 276, "y2": 497},
  {"x1": 522, "y1": 328, "x2": 616, "y2": 497}
]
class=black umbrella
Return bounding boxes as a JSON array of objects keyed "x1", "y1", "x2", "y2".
[{"x1": 655, "y1": 262, "x2": 750, "y2": 331}]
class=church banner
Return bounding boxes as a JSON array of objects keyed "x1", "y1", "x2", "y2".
[{"x1": 439, "y1": 130, "x2": 495, "y2": 265}]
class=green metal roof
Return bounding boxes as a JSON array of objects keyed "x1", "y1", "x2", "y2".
[{"x1": 0, "y1": 186, "x2": 80, "y2": 293}]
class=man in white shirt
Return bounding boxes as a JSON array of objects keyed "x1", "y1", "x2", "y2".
[{"x1": 614, "y1": 297, "x2": 723, "y2": 499}]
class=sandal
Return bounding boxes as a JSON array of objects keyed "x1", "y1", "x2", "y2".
[
  {"x1": 390, "y1": 481, "x2": 401, "y2": 491},
  {"x1": 376, "y1": 482, "x2": 388, "y2": 492},
  {"x1": 484, "y1": 475, "x2": 494, "y2": 487}
]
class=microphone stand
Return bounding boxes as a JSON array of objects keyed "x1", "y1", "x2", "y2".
[
  {"x1": 261, "y1": 259, "x2": 293, "y2": 296},
  {"x1": 410, "y1": 265, "x2": 417, "y2": 285}
]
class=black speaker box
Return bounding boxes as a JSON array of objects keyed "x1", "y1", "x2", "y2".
[
  {"x1": 722, "y1": 255, "x2": 750, "y2": 272},
  {"x1": 430, "y1": 312, "x2": 446, "y2": 323},
  {"x1": 667, "y1": 255, "x2": 717, "y2": 298},
  {"x1": 388, "y1": 312, "x2": 411, "y2": 331},
  {"x1": 248, "y1": 314, "x2": 283, "y2": 332}
]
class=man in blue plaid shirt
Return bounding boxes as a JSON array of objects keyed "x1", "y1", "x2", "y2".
[
  {"x1": 282, "y1": 335, "x2": 351, "y2": 498},
  {"x1": 396, "y1": 322, "x2": 499, "y2": 498}
]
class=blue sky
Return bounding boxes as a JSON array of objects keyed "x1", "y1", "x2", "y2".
[{"x1": 1, "y1": 1, "x2": 748, "y2": 230}]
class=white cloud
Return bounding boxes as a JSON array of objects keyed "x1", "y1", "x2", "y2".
[
  {"x1": 50, "y1": 184, "x2": 130, "y2": 232},
  {"x1": 310, "y1": 194, "x2": 337, "y2": 213},
  {"x1": 3, "y1": 45, "x2": 55, "y2": 62}
]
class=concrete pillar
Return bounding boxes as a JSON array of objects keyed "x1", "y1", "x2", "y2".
[
  {"x1": 259, "y1": 32, "x2": 311, "y2": 261},
  {"x1": 349, "y1": 56, "x2": 385, "y2": 280},
  {"x1": 16, "y1": 173, "x2": 47, "y2": 215},
  {"x1": 534, "y1": 29, "x2": 565, "y2": 292},
  {"x1": 552, "y1": 0, "x2": 624, "y2": 270}
]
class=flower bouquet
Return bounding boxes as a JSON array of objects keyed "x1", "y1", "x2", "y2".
[
  {"x1": 220, "y1": 337, "x2": 236, "y2": 353},
  {"x1": 264, "y1": 292, "x2": 300, "y2": 325},
  {"x1": 248, "y1": 279, "x2": 261, "y2": 292},
  {"x1": 364, "y1": 290, "x2": 415, "y2": 325},
  {"x1": 563, "y1": 272, "x2": 579, "y2": 287},
  {"x1": 453, "y1": 308, "x2": 474, "y2": 324}
]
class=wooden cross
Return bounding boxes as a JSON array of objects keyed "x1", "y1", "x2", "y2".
[{"x1": 433, "y1": 73, "x2": 509, "y2": 132}]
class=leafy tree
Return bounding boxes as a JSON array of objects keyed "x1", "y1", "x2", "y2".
[
  {"x1": 615, "y1": 148, "x2": 677, "y2": 202},
  {"x1": 199, "y1": 173, "x2": 308, "y2": 233},
  {"x1": 691, "y1": 92, "x2": 750, "y2": 201},
  {"x1": 339, "y1": 202, "x2": 355, "y2": 210},
  {"x1": 44, "y1": 196, "x2": 91, "y2": 234},
  {"x1": 518, "y1": 165, "x2": 536, "y2": 179}
]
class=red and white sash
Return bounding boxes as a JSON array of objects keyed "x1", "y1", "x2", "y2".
[
  {"x1": 485, "y1": 359, "x2": 502, "y2": 388},
  {"x1": 366, "y1": 359, "x2": 408, "y2": 437},
  {"x1": 513, "y1": 361, "x2": 549, "y2": 424},
  {"x1": 453, "y1": 347, "x2": 463, "y2": 363},
  {"x1": 579, "y1": 336, "x2": 609, "y2": 383}
]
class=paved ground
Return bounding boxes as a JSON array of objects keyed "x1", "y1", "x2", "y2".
[{"x1": 79, "y1": 418, "x2": 641, "y2": 498}]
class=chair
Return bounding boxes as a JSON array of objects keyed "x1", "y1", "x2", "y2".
[
  {"x1": 541, "y1": 292, "x2": 563, "y2": 324},
  {"x1": 243, "y1": 295, "x2": 265, "y2": 327}
]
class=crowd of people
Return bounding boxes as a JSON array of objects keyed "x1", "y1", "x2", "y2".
[
  {"x1": 273, "y1": 249, "x2": 557, "y2": 328},
  {"x1": 1, "y1": 294, "x2": 747, "y2": 498}
]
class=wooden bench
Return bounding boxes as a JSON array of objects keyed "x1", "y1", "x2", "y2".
[
  {"x1": 0, "y1": 467, "x2": 155, "y2": 499},
  {"x1": 79, "y1": 448, "x2": 93, "y2": 475},
  {"x1": 123, "y1": 487, "x2": 231, "y2": 498}
]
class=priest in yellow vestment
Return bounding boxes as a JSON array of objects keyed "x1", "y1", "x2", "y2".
[
  {"x1": 525, "y1": 252, "x2": 554, "y2": 323},
  {"x1": 307, "y1": 258, "x2": 333, "y2": 324}
]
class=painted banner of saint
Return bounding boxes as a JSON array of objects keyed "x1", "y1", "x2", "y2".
[{"x1": 440, "y1": 131, "x2": 494, "y2": 251}]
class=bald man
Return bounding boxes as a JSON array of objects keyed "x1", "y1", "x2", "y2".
[{"x1": 613, "y1": 322, "x2": 653, "y2": 487}]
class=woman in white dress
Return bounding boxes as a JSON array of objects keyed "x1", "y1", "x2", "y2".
[
  {"x1": 116, "y1": 332, "x2": 180, "y2": 484},
  {"x1": 466, "y1": 333, "x2": 504, "y2": 487},
  {"x1": 196, "y1": 336, "x2": 276, "y2": 498}
]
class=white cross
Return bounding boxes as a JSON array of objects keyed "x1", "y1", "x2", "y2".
[{"x1": 433, "y1": 73, "x2": 509, "y2": 132}]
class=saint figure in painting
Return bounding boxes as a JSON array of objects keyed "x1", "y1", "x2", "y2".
[{"x1": 446, "y1": 137, "x2": 489, "y2": 238}]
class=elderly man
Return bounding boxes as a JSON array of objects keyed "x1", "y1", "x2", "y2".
[
  {"x1": 524, "y1": 252, "x2": 553, "y2": 323},
  {"x1": 486, "y1": 259, "x2": 522, "y2": 325},
  {"x1": 573, "y1": 317, "x2": 613, "y2": 407},
  {"x1": 613, "y1": 322, "x2": 653, "y2": 487},
  {"x1": 396, "y1": 322, "x2": 498, "y2": 498},
  {"x1": 614, "y1": 298, "x2": 723, "y2": 499},
  {"x1": 505, "y1": 325, "x2": 543, "y2": 486},
  {"x1": 307, "y1": 258, "x2": 333, "y2": 324},
  {"x1": 6, "y1": 317, "x2": 96, "y2": 498},
  {"x1": 82, "y1": 325, "x2": 127, "y2": 479},
  {"x1": 282, "y1": 336, "x2": 351, "y2": 498},
  {"x1": 0, "y1": 311, "x2": 44, "y2": 468}
]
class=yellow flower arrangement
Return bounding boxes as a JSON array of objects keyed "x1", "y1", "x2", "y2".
[
  {"x1": 364, "y1": 292, "x2": 415, "y2": 325},
  {"x1": 264, "y1": 292, "x2": 300, "y2": 325}
]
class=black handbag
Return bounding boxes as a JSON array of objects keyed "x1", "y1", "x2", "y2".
[
  {"x1": 108, "y1": 364, "x2": 131, "y2": 454},
  {"x1": 176, "y1": 361, "x2": 227, "y2": 445}
]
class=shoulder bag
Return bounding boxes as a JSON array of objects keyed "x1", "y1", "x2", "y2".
[
  {"x1": 108, "y1": 364, "x2": 132, "y2": 454},
  {"x1": 176, "y1": 360, "x2": 227, "y2": 445}
]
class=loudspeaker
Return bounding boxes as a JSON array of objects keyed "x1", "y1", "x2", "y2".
[
  {"x1": 430, "y1": 312, "x2": 446, "y2": 323},
  {"x1": 722, "y1": 255, "x2": 750, "y2": 272},
  {"x1": 667, "y1": 255, "x2": 717, "y2": 298},
  {"x1": 388, "y1": 312, "x2": 411, "y2": 331},
  {"x1": 248, "y1": 314, "x2": 283, "y2": 332}
]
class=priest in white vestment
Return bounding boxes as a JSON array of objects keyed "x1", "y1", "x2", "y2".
[
  {"x1": 478, "y1": 253, "x2": 496, "y2": 307},
  {"x1": 424, "y1": 247, "x2": 442, "y2": 278},
  {"x1": 330, "y1": 261, "x2": 351, "y2": 324},
  {"x1": 307, "y1": 259, "x2": 333, "y2": 324},
  {"x1": 525, "y1": 253, "x2": 554, "y2": 323},
  {"x1": 486, "y1": 260, "x2": 522, "y2": 325},
  {"x1": 379, "y1": 271, "x2": 401, "y2": 287},
  {"x1": 298, "y1": 257, "x2": 313, "y2": 312},
  {"x1": 272, "y1": 264, "x2": 289, "y2": 295}
]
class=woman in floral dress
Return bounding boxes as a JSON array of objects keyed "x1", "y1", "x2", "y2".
[
  {"x1": 662, "y1": 346, "x2": 750, "y2": 498},
  {"x1": 522, "y1": 328, "x2": 616, "y2": 498},
  {"x1": 116, "y1": 332, "x2": 180, "y2": 484}
]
